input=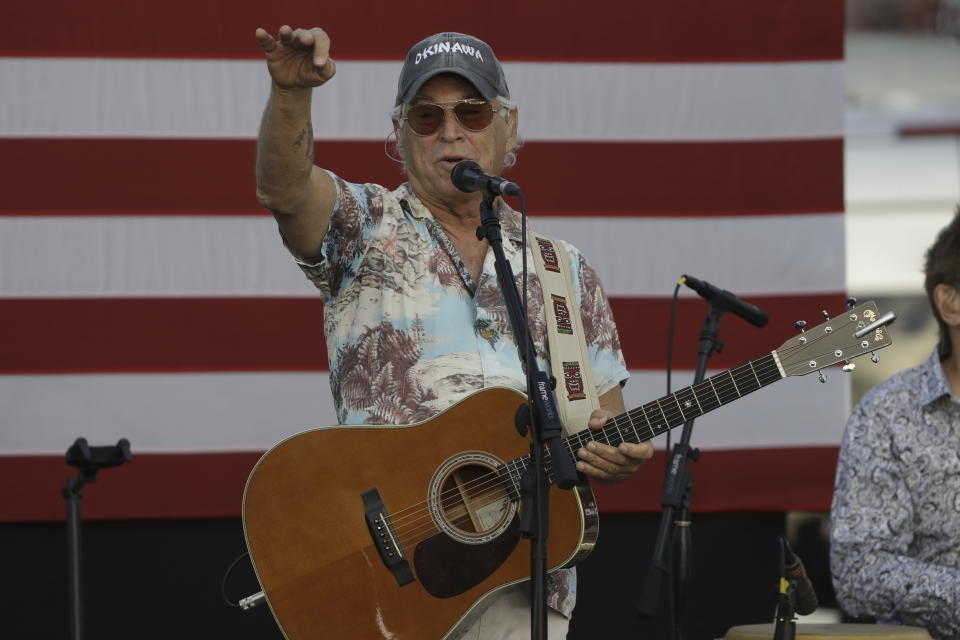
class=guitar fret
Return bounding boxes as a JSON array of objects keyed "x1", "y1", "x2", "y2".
[
  {"x1": 629, "y1": 412, "x2": 645, "y2": 442},
  {"x1": 655, "y1": 398, "x2": 670, "y2": 426},
  {"x1": 672, "y1": 393, "x2": 687, "y2": 422},
  {"x1": 636, "y1": 405, "x2": 652, "y2": 434},
  {"x1": 630, "y1": 406, "x2": 655, "y2": 441},
  {"x1": 727, "y1": 370, "x2": 742, "y2": 397},
  {"x1": 611, "y1": 419, "x2": 625, "y2": 446},
  {"x1": 747, "y1": 359, "x2": 762, "y2": 387},
  {"x1": 622, "y1": 413, "x2": 639, "y2": 443},
  {"x1": 691, "y1": 381, "x2": 715, "y2": 413},
  {"x1": 674, "y1": 387, "x2": 702, "y2": 421},
  {"x1": 707, "y1": 376, "x2": 722, "y2": 405},
  {"x1": 599, "y1": 427, "x2": 611, "y2": 446},
  {"x1": 690, "y1": 387, "x2": 704, "y2": 414},
  {"x1": 734, "y1": 363, "x2": 761, "y2": 394}
]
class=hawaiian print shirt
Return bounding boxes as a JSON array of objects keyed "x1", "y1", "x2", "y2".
[
  {"x1": 830, "y1": 348, "x2": 960, "y2": 639},
  {"x1": 287, "y1": 173, "x2": 631, "y2": 618}
]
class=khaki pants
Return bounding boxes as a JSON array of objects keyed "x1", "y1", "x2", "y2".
[{"x1": 461, "y1": 584, "x2": 570, "y2": 640}]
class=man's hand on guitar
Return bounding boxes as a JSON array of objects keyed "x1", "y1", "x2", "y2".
[{"x1": 576, "y1": 409, "x2": 654, "y2": 485}]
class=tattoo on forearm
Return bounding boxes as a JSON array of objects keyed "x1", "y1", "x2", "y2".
[
  {"x1": 305, "y1": 122, "x2": 315, "y2": 162},
  {"x1": 293, "y1": 127, "x2": 307, "y2": 152},
  {"x1": 291, "y1": 124, "x2": 315, "y2": 162}
]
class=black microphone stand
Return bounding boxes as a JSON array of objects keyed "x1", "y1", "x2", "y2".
[
  {"x1": 474, "y1": 190, "x2": 578, "y2": 640},
  {"x1": 773, "y1": 536, "x2": 798, "y2": 640},
  {"x1": 638, "y1": 303, "x2": 726, "y2": 640},
  {"x1": 63, "y1": 437, "x2": 132, "y2": 640}
]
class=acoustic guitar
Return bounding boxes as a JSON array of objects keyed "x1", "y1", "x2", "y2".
[{"x1": 243, "y1": 301, "x2": 894, "y2": 639}]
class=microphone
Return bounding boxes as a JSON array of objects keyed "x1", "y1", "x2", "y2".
[
  {"x1": 451, "y1": 161, "x2": 521, "y2": 196},
  {"x1": 783, "y1": 539, "x2": 818, "y2": 616},
  {"x1": 680, "y1": 274, "x2": 768, "y2": 328}
]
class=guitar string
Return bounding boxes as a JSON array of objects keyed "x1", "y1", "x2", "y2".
[
  {"x1": 393, "y1": 333, "x2": 878, "y2": 546},
  {"x1": 394, "y1": 343, "x2": 862, "y2": 543},
  {"x1": 387, "y1": 354, "x2": 788, "y2": 535},
  {"x1": 386, "y1": 356, "x2": 781, "y2": 531},
  {"x1": 391, "y1": 322, "x2": 884, "y2": 544},
  {"x1": 392, "y1": 361, "x2": 788, "y2": 545},
  {"x1": 389, "y1": 357, "x2": 790, "y2": 545},
  {"x1": 391, "y1": 355, "x2": 810, "y2": 549},
  {"x1": 392, "y1": 353, "x2": 819, "y2": 546}
]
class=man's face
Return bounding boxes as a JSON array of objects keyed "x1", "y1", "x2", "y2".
[{"x1": 395, "y1": 73, "x2": 517, "y2": 206}]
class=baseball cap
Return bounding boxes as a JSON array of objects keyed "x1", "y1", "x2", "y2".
[{"x1": 395, "y1": 32, "x2": 510, "y2": 106}]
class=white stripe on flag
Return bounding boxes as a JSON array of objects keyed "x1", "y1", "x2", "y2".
[
  {"x1": 0, "y1": 369, "x2": 849, "y2": 455},
  {"x1": 0, "y1": 58, "x2": 843, "y2": 141},
  {"x1": 0, "y1": 214, "x2": 844, "y2": 298}
]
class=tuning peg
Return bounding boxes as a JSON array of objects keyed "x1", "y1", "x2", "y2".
[
  {"x1": 871, "y1": 352, "x2": 880, "y2": 364},
  {"x1": 821, "y1": 310, "x2": 830, "y2": 321},
  {"x1": 846, "y1": 297, "x2": 858, "y2": 309},
  {"x1": 818, "y1": 370, "x2": 827, "y2": 383},
  {"x1": 842, "y1": 362, "x2": 856, "y2": 373},
  {"x1": 794, "y1": 320, "x2": 807, "y2": 332}
]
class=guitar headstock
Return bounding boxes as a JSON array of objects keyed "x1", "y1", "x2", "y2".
[{"x1": 775, "y1": 300, "x2": 895, "y2": 378}]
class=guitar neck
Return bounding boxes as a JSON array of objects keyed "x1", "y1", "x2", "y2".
[{"x1": 503, "y1": 352, "x2": 785, "y2": 486}]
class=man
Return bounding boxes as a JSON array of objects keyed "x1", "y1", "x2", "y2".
[
  {"x1": 830, "y1": 210, "x2": 960, "y2": 639},
  {"x1": 253, "y1": 26, "x2": 653, "y2": 639}
]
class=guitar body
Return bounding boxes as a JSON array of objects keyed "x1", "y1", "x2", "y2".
[{"x1": 243, "y1": 387, "x2": 598, "y2": 640}]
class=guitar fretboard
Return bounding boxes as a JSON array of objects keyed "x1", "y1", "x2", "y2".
[{"x1": 499, "y1": 352, "x2": 784, "y2": 494}]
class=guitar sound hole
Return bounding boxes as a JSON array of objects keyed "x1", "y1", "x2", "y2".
[{"x1": 437, "y1": 462, "x2": 512, "y2": 539}]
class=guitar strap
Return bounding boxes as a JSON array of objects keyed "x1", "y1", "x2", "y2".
[{"x1": 530, "y1": 234, "x2": 600, "y2": 436}]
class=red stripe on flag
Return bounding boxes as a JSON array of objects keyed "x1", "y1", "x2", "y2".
[
  {"x1": 0, "y1": 294, "x2": 847, "y2": 374},
  {"x1": 593, "y1": 446, "x2": 841, "y2": 514},
  {"x1": 1, "y1": 1, "x2": 843, "y2": 62},
  {"x1": 0, "y1": 138, "x2": 843, "y2": 217},
  {"x1": 0, "y1": 446, "x2": 839, "y2": 522}
]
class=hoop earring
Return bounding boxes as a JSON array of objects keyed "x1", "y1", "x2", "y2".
[{"x1": 384, "y1": 130, "x2": 404, "y2": 165}]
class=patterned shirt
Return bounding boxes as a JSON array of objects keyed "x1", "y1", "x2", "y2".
[
  {"x1": 287, "y1": 173, "x2": 631, "y2": 617},
  {"x1": 830, "y1": 348, "x2": 960, "y2": 639}
]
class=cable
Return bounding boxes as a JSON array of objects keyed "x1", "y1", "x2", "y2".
[
  {"x1": 663, "y1": 279, "x2": 683, "y2": 478},
  {"x1": 220, "y1": 550, "x2": 251, "y2": 608}
]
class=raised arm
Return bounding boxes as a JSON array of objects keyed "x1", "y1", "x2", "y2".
[{"x1": 254, "y1": 25, "x2": 338, "y2": 261}]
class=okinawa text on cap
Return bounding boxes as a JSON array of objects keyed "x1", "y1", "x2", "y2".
[{"x1": 395, "y1": 32, "x2": 510, "y2": 106}]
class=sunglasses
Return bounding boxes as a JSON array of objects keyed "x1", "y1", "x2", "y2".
[{"x1": 402, "y1": 99, "x2": 504, "y2": 136}]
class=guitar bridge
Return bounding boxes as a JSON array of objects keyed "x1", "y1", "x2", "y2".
[{"x1": 361, "y1": 487, "x2": 415, "y2": 587}]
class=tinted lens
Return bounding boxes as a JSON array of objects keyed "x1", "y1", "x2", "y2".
[
  {"x1": 405, "y1": 101, "x2": 495, "y2": 135},
  {"x1": 406, "y1": 104, "x2": 445, "y2": 135},
  {"x1": 453, "y1": 101, "x2": 494, "y2": 131}
]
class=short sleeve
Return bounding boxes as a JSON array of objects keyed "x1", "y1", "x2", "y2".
[{"x1": 282, "y1": 172, "x2": 385, "y2": 301}]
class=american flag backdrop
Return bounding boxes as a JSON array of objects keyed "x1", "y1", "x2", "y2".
[{"x1": 0, "y1": 0, "x2": 846, "y2": 521}]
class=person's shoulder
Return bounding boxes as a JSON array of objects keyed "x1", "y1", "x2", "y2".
[
  {"x1": 336, "y1": 174, "x2": 392, "y2": 200},
  {"x1": 855, "y1": 359, "x2": 928, "y2": 414},
  {"x1": 550, "y1": 238, "x2": 593, "y2": 271},
  {"x1": 325, "y1": 172, "x2": 401, "y2": 223}
]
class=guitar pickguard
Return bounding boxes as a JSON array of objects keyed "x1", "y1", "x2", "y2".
[{"x1": 414, "y1": 515, "x2": 521, "y2": 598}]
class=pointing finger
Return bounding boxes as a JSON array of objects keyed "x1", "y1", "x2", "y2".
[{"x1": 254, "y1": 27, "x2": 277, "y2": 53}]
